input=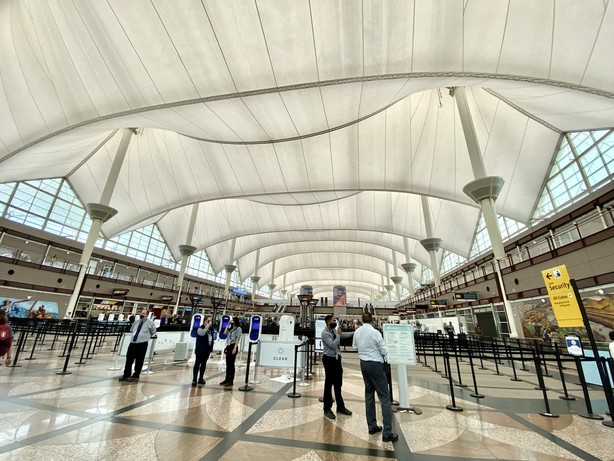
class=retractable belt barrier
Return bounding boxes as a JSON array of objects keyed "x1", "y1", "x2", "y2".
[{"x1": 412, "y1": 332, "x2": 614, "y2": 425}]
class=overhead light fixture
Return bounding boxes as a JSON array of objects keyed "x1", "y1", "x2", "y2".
[
  {"x1": 541, "y1": 298, "x2": 546, "y2": 303},
  {"x1": 597, "y1": 289, "x2": 605, "y2": 295}
]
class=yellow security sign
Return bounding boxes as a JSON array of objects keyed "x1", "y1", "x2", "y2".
[{"x1": 541, "y1": 264, "x2": 583, "y2": 327}]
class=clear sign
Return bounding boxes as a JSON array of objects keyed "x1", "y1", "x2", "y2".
[
  {"x1": 541, "y1": 264, "x2": 583, "y2": 327},
  {"x1": 383, "y1": 324, "x2": 416, "y2": 365}
]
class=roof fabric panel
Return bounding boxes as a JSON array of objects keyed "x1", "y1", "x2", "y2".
[{"x1": 2, "y1": 0, "x2": 614, "y2": 300}]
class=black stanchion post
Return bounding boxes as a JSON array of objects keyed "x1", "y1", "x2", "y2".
[
  {"x1": 508, "y1": 343, "x2": 521, "y2": 382},
  {"x1": 606, "y1": 357, "x2": 614, "y2": 418},
  {"x1": 517, "y1": 338, "x2": 528, "y2": 371},
  {"x1": 56, "y1": 322, "x2": 79, "y2": 375},
  {"x1": 440, "y1": 340, "x2": 449, "y2": 379},
  {"x1": 25, "y1": 325, "x2": 42, "y2": 361},
  {"x1": 431, "y1": 342, "x2": 439, "y2": 372},
  {"x1": 533, "y1": 350, "x2": 558, "y2": 418},
  {"x1": 8, "y1": 328, "x2": 27, "y2": 368},
  {"x1": 75, "y1": 324, "x2": 90, "y2": 365},
  {"x1": 491, "y1": 339, "x2": 502, "y2": 375},
  {"x1": 478, "y1": 337, "x2": 486, "y2": 370},
  {"x1": 48, "y1": 324, "x2": 61, "y2": 350},
  {"x1": 540, "y1": 343, "x2": 552, "y2": 377},
  {"x1": 467, "y1": 340, "x2": 484, "y2": 399},
  {"x1": 422, "y1": 336, "x2": 430, "y2": 368},
  {"x1": 533, "y1": 344, "x2": 548, "y2": 391},
  {"x1": 444, "y1": 352, "x2": 463, "y2": 411},
  {"x1": 59, "y1": 325, "x2": 71, "y2": 357},
  {"x1": 239, "y1": 342, "x2": 255, "y2": 392},
  {"x1": 554, "y1": 343, "x2": 574, "y2": 401},
  {"x1": 453, "y1": 342, "x2": 467, "y2": 388},
  {"x1": 287, "y1": 341, "x2": 305, "y2": 398},
  {"x1": 598, "y1": 356, "x2": 614, "y2": 427}
]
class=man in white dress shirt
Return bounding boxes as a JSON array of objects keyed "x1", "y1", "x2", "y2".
[{"x1": 352, "y1": 312, "x2": 398, "y2": 443}]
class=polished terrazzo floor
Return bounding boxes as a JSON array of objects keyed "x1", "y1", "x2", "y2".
[{"x1": 0, "y1": 338, "x2": 612, "y2": 461}]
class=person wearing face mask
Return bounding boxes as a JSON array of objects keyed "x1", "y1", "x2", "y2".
[
  {"x1": 192, "y1": 316, "x2": 214, "y2": 387},
  {"x1": 321, "y1": 314, "x2": 352, "y2": 419},
  {"x1": 220, "y1": 316, "x2": 242, "y2": 386},
  {"x1": 119, "y1": 309, "x2": 156, "y2": 383}
]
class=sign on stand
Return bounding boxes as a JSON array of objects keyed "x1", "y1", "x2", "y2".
[
  {"x1": 384, "y1": 323, "x2": 416, "y2": 365},
  {"x1": 383, "y1": 323, "x2": 420, "y2": 414},
  {"x1": 541, "y1": 264, "x2": 583, "y2": 327}
]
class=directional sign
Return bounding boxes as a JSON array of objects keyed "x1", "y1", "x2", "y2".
[{"x1": 541, "y1": 264, "x2": 583, "y2": 327}]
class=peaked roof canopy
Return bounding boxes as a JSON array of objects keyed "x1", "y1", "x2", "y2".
[{"x1": 1, "y1": 1, "x2": 613, "y2": 299}]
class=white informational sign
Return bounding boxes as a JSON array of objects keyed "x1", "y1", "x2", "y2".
[
  {"x1": 98, "y1": 313, "x2": 105, "y2": 321},
  {"x1": 315, "y1": 318, "x2": 326, "y2": 352},
  {"x1": 383, "y1": 323, "x2": 416, "y2": 365},
  {"x1": 565, "y1": 335, "x2": 584, "y2": 357},
  {"x1": 258, "y1": 340, "x2": 303, "y2": 368},
  {"x1": 107, "y1": 314, "x2": 115, "y2": 322}
]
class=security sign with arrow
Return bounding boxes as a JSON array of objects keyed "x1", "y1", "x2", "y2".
[{"x1": 541, "y1": 264, "x2": 583, "y2": 327}]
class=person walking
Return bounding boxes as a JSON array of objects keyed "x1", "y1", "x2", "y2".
[
  {"x1": 119, "y1": 309, "x2": 156, "y2": 383},
  {"x1": 192, "y1": 316, "x2": 214, "y2": 386},
  {"x1": 321, "y1": 314, "x2": 352, "y2": 419},
  {"x1": 0, "y1": 314, "x2": 13, "y2": 367},
  {"x1": 220, "y1": 316, "x2": 242, "y2": 386},
  {"x1": 352, "y1": 312, "x2": 398, "y2": 442}
]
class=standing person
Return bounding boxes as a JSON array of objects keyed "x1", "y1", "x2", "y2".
[
  {"x1": 192, "y1": 316, "x2": 214, "y2": 387},
  {"x1": 220, "y1": 316, "x2": 242, "y2": 386},
  {"x1": 0, "y1": 314, "x2": 13, "y2": 367},
  {"x1": 352, "y1": 312, "x2": 398, "y2": 442},
  {"x1": 321, "y1": 314, "x2": 352, "y2": 419},
  {"x1": 119, "y1": 309, "x2": 156, "y2": 383},
  {"x1": 608, "y1": 330, "x2": 614, "y2": 358}
]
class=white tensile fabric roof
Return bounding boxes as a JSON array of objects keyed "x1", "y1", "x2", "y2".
[{"x1": 1, "y1": 1, "x2": 613, "y2": 300}]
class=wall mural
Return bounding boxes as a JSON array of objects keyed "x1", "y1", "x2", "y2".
[
  {"x1": 517, "y1": 292, "x2": 614, "y2": 343},
  {"x1": 1, "y1": 296, "x2": 59, "y2": 319}
]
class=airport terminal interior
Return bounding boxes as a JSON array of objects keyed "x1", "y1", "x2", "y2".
[{"x1": 1, "y1": 1, "x2": 614, "y2": 460}]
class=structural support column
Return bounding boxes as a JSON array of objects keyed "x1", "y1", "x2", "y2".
[
  {"x1": 173, "y1": 204, "x2": 199, "y2": 315},
  {"x1": 455, "y1": 86, "x2": 518, "y2": 337},
  {"x1": 251, "y1": 249, "x2": 260, "y2": 297},
  {"x1": 268, "y1": 260, "x2": 276, "y2": 298},
  {"x1": 402, "y1": 237, "x2": 416, "y2": 297},
  {"x1": 223, "y1": 238, "x2": 237, "y2": 298},
  {"x1": 419, "y1": 196, "x2": 443, "y2": 287},
  {"x1": 65, "y1": 128, "x2": 133, "y2": 317}
]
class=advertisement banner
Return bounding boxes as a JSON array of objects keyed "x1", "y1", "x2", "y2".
[{"x1": 333, "y1": 286, "x2": 346, "y2": 307}]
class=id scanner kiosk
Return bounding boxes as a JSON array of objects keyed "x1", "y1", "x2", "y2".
[
  {"x1": 249, "y1": 315, "x2": 262, "y2": 342},
  {"x1": 218, "y1": 315, "x2": 231, "y2": 340},
  {"x1": 189, "y1": 313, "x2": 203, "y2": 338}
]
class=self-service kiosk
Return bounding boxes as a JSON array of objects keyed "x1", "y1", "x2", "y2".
[
  {"x1": 189, "y1": 313, "x2": 203, "y2": 338},
  {"x1": 278, "y1": 314, "x2": 295, "y2": 342},
  {"x1": 218, "y1": 315, "x2": 231, "y2": 340},
  {"x1": 249, "y1": 315, "x2": 262, "y2": 342}
]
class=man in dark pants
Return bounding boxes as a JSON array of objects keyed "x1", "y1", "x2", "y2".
[
  {"x1": 220, "y1": 316, "x2": 242, "y2": 386},
  {"x1": 321, "y1": 314, "x2": 352, "y2": 419},
  {"x1": 192, "y1": 316, "x2": 214, "y2": 386},
  {"x1": 352, "y1": 312, "x2": 398, "y2": 442},
  {"x1": 119, "y1": 309, "x2": 156, "y2": 383}
]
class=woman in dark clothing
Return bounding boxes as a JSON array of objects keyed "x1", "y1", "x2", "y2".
[{"x1": 192, "y1": 316, "x2": 214, "y2": 387}]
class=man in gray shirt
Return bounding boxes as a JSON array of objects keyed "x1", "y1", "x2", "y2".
[
  {"x1": 321, "y1": 315, "x2": 352, "y2": 419},
  {"x1": 119, "y1": 309, "x2": 156, "y2": 383},
  {"x1": 352, "y1": 312, "x2": 398, "y2": 442}
]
